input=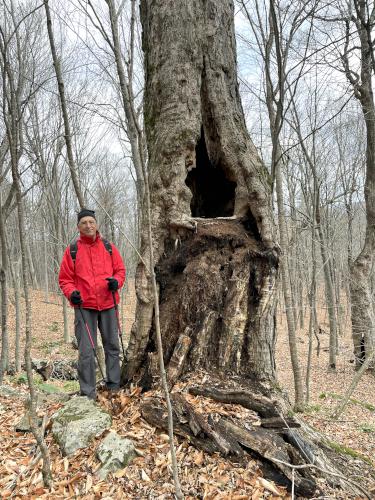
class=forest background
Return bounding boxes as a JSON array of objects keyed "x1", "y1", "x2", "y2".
[{"x1": 1, "y1": 0, "x2": 375, "y2": 498}]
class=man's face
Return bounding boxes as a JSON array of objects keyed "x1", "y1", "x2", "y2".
[{"x1": 78, "y1": 216, "x2": 97, "y2": 239}]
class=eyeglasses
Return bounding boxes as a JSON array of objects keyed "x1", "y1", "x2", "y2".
[{"x1": 79, "y1": 220, "x2": 96, "y2": 226}]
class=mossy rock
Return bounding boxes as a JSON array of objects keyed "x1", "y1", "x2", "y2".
[{"x1": 51, "y1": 396, "x2": 112, "y2": 456}]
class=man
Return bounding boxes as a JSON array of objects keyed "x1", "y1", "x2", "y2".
[{"x1": 59, "y1": 209, "x2": 126, "y2": 399}]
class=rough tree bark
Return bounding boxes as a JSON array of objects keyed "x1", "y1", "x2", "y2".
[
  {"x1": 123, "y1": 0, "x2": 278, "y2": 387},
  {"x1": 341, "y1": 0, "x2": 375, "y2": 370},
  {"x1": 0, "y1": 193, "x2": 8, "y2": 381},
  {"x1": 121, "y1": 1, "x2": 370, "y2": 496}
]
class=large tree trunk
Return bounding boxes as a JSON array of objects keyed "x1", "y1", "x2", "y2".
[
  {"x1": 120, "y1": 1, "x2": 370, "y2": 496},
  {"x1": 122, "y1": 0, "x2": 278, "y2": 386},
  {"x1": 347, "y1": 0, "x2": 375, "y2": 370}
]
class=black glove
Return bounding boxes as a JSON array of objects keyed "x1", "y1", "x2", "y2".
[
  {"x1": 70, "y1": 290, "x2": 83, "y2": 305},
  {"x1": 106, "y1": 277, "x2": 118, "y2": 291}
]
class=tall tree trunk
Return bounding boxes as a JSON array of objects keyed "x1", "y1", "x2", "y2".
[
  {"x1": 2, "y1": 9, "x2": 52, "y2": 482},
  {"x1": 43, "y1": 220, "x2": 49, "y2": 303},
  {"x1": 13, "y1": 261, "x2": 21, "y2": 372},
  {"x1": 344, "y1": 0, "x2": 375, "y2": 370},
  {"x1": 105, "y1": 0, "x2": 145, "y2": 231},
  {"x1": 0, "y1": 195, "x2": 8, "y2": 381},
  {"x1": 43, "y1": 0, "x2": 85, "y2": 209},
  {"x1": 12, "y1": 167, "x2": 52, "y2": 488},
  {"x1": 289, "y1": 96, "x2": 338, "y2": 371},
  {"x1": 315, "y1": 203, "x2": 337, "y2": 370},
  {"x1": 260, "y1": 1, "x2": 305, "y2": 409},
  {"x1": 306, "y1": 201, "x2": 318, "y2": 403},
  {"x1": 123, "y1": 0, "x2": 278, "y2": 386},
  {"x1": 274, "y1": 159, "x2": 304, "y2": 409}
]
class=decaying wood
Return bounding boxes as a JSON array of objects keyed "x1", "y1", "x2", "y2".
[
  {"x1": 141, "y1": 395, "x2": 244, "y2": 458},
  {"x1": 167, "y1": 333, "x2": 192, "y2": 387},
  {"x1": 140, "y1": 392, "x2": 317, "y2": 497},
  {"x1": 148, "y1": 352, "x2": 160, "y2": 381},
  {"x1": 125, "y1": 218, "x2": 278, "y2": 388},
  {"x1": 218, "y1": 417, "x2": 316, "y2": 498},
  {"x1": 189, "y1": 383, "x2": 281, "y2": 418},
  {"x1": 260, "y1": 417, "x2": 300, "y2": 429},
  {"x1": 141, "y1": 376, "x2": 370, "y2": 497},
  {"x1": 31, "y1": 359, "x2": 77, "y2": 381}
]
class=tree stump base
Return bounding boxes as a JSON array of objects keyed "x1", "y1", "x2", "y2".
[{"x1": 140, "y1": 374, "x2": 372, "y2": 498}]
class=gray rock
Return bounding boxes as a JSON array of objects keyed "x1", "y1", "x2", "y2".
[
  {"x1": 52, "y1": 396, "x2": 112, "y2": 456},
  {"x1": 15, "y1": 413, "x2": 43, "y2": 432},
  {"x1": 0, "y1": 385, "x2": 26, "y2": 399},
  {"x1": 36, "y1": 389, "x2": 70, "y2": 403},
  {"x1": 96, "y1": 431, "x2": 136, "y2": 479}
]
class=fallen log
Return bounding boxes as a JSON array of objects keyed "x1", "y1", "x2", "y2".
[
  {"x1": 32, "y1": 359, "x2": 78, "y2": 381},
  {"x1": 217, "y1": 417, "x2": 316, "y2": 497},
  {"x1": 141, "y1": 395, "x2": 244, "y2": 458},
  {"x1": 140, "y1": 375, "x2": 373, "y2": 498},
  {"x1": 189, "y1": 384, "x2": 280, "y2": 418},
  {"x1": 141, "y1": 393, "x2": 317, "y2": 497}
]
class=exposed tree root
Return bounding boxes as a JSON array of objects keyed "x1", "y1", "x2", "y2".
[{"x1": 140, "y1": 375, "x2": 372, "y2": 498}]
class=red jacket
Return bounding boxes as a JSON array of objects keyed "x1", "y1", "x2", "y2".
[{"x1": 59, "y1": 233, "x2": 126, "y2": 310}]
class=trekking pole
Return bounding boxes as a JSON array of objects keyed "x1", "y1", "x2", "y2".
[
  {"x1": 78, "y1": 306, "x2": 106, "y2": 383},
  {"x1": 108, "y1": 287, "x2": 127, "y2": 359}
]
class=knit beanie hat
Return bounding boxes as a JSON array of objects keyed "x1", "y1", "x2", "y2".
[{"x1": 77, "y1": 209, "x2": 96, "y2": 223}]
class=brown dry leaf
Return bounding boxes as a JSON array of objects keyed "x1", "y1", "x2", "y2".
[
  {"x1": 93, "y1": 481, "x2": 106, "y2": 493},
  {"x1": 258, "y1": 477, "x2": 281, "y2": 495},
  {"x1": 141, "y1": 469, "x2": 151, "y2": 481},
  {"x1": 155, "y1": 454, "x2": 168, "y2": 467},
  {"x1": 130, "y1": 386, "x2": 142, "y2": 397},
  {"x1": 194, "y1": 450, "x2": 205, "y2": 466},
  {"x1": 216, "y1": 474, "x2": 230, "y2": 484},
  {"x1": 31, "y1": 487, "x2": 46, "y2": 496},
  {"x1": 251, "y1": 489, "x2": 263, "y2": 500},
  {"x1": 112, "y1": 467, "x2": 128, "y2": 478},
  {"x1": 85, "y1": 474, "x2": 93, "y2": 493},
  {"x1": 1, "y1": 490, "x2": 12, "y2": 498}
]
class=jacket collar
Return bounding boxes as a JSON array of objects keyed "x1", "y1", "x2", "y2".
[{"x1": 79, "y1": 231, "x2": 101, "y2": 245}]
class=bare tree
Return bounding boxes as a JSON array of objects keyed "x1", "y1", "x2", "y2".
[
  {"x1": 43, "y1": 0, "x2": 85, "y2": 208},
  {"x1": 0, "y1": 0, "x2": 52, "y2": 485},
  {"x1": 335, "y1": 0, "x2": 375, "y2": 369},
  {"x1": 238, "y1": 0, "x2": 320, "y2": 406}
]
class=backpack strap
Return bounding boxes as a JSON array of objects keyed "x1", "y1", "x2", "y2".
[
  {"x1": 102, "y1": 238, "x2": 112, "y2": 256},
  {"x1": 69, "y1": 238, "x2": 113, "y2": 268},
  {"x1": 70, "y1": 240, "x2": 78, "y2": 263}
]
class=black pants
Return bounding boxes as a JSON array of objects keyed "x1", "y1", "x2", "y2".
[{"x1": 74, "y1": 307, "x2": 120, "y2": 399}]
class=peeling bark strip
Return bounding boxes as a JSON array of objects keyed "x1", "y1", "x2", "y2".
[
  {"x1": 167, "y1": 333, "x2": 192, "y2": 387},
  {"x1": 122, "y1": 0, "x2": 278, "y2": 385}
]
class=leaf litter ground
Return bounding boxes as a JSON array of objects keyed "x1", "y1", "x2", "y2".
[{"x1": 1, "y1": 284, "x2": 374, "y2": 499}]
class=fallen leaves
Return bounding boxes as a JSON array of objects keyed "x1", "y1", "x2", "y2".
[
  {"x1": 0, "y1": 382, "x2": 288, "y2": 499},
  {"x1": 1, "y1": 289, "x2": 374, "y2": 499}
]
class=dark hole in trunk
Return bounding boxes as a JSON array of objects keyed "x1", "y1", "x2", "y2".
[
  {"x1": 186, "y1": 128, "x2": 236, "y2": 217},
  {"x1": 242, "y1": 209, "x2": 261, "y2": 241}
]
